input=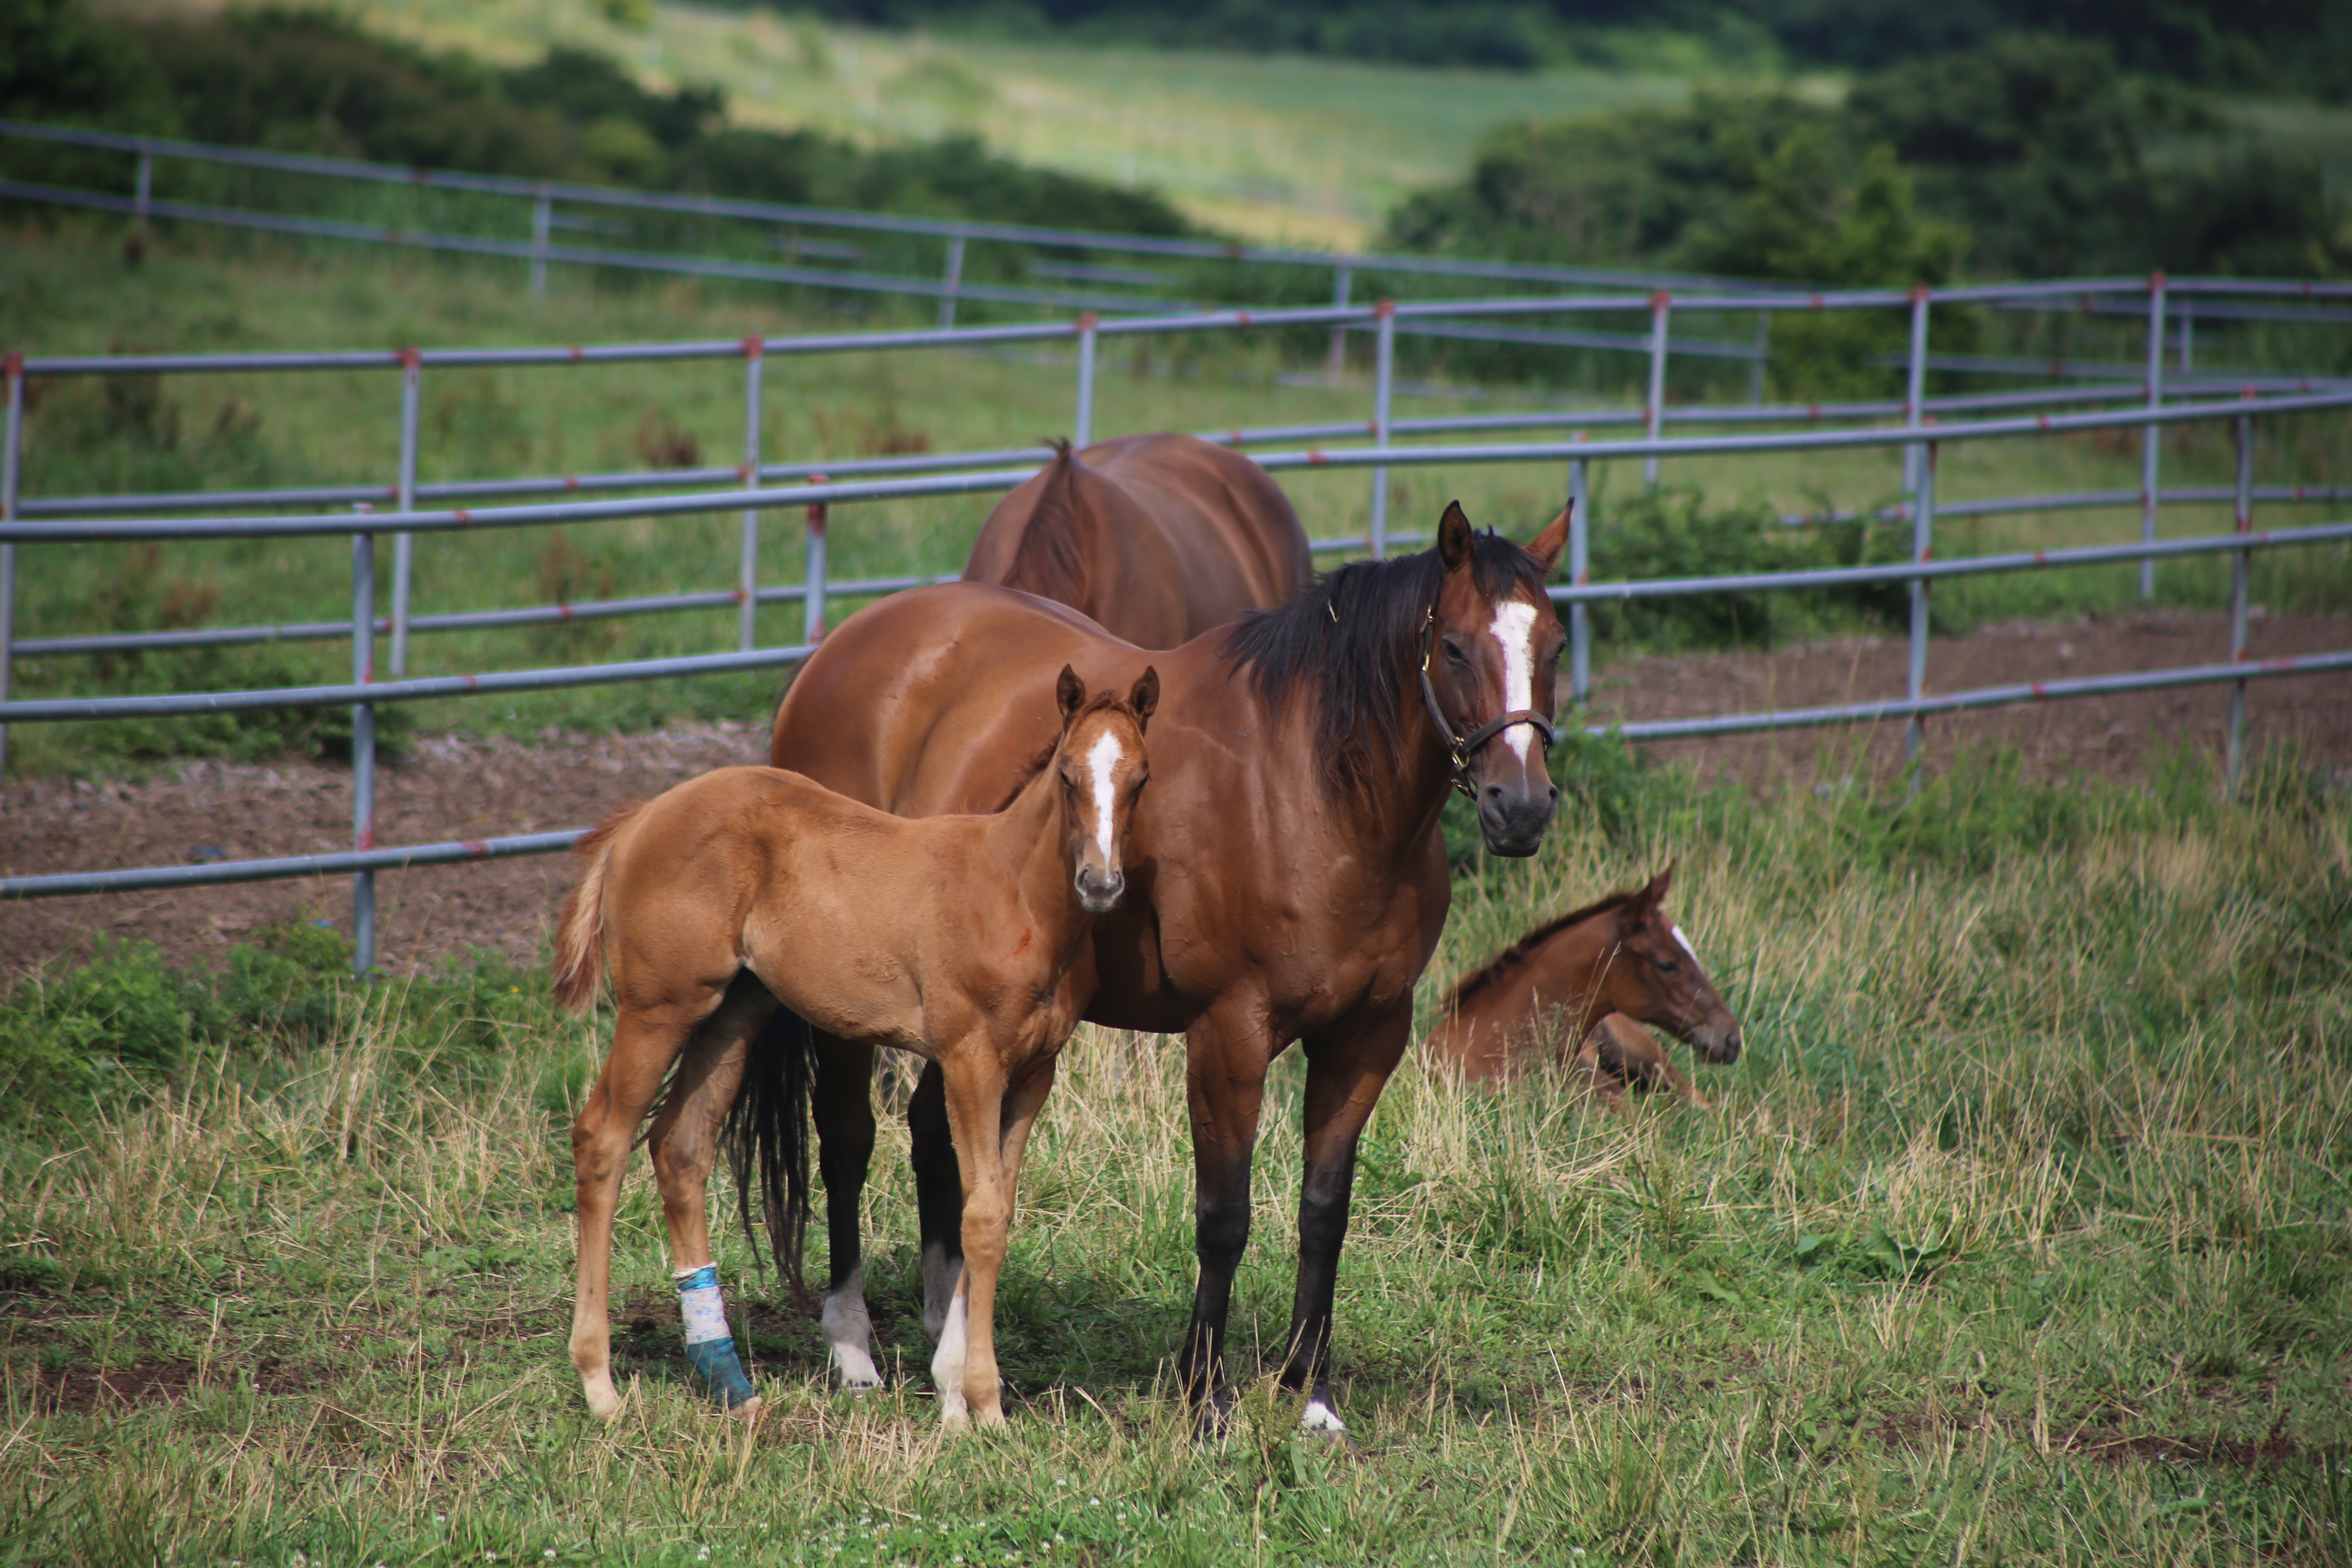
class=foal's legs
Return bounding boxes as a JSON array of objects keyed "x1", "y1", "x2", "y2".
[
  {"x1": 571, "y1": 1002, "x2": 702, "y2": 1421},
  {"x1": 930, "y1": 1051, "x2": 1057, "y2": 1430},
  {"x1": 1276, "y1": 1004, "x2": 1412, "y2": 1435},
  {"x1": 811, "y1": 1031, "x2": 884, "y2": 1388}
]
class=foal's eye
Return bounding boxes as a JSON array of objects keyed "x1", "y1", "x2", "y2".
[{"x1": 1654, "y1": 958, "x2": 1680, "y2": 975}]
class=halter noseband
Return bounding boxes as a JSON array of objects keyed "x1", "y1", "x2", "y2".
[{"x1": 1418, "y1": 607, "x2": 1557, "y2": 800}]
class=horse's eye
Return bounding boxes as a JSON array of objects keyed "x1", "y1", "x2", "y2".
[{"x1": 1441, "y1": 639, "x2": 1467, "y2": 664}]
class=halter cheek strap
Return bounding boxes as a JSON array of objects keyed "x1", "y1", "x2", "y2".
[{"x1": 1418, "y1": 609, "x2": 1558, "y2": 800}]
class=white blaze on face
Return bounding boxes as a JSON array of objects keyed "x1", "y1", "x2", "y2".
[
  {"x1": 1672, "y1": 924, "x2": 1699, "y2": 965},
  {"x1": 1086, "y1": 728, "x2": 1125, "y2": 865},
  {"x1": 1490, "y1": 599, "x2": 1541, "y2": 762}
]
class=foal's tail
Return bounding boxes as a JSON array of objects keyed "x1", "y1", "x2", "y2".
[
  {"x1": 551, "y1": 803, "x2": 644, "y2": 1013},
  {"x1": 724, "y1": 1006, "x2": 817, "y2": 1304}
]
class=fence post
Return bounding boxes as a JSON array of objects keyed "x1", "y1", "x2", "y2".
[
  {"x1": 1748, "y1": 311, "x2": 1768, "y2": 406},
  {"x1": 530, "y1": 186, "x2": 552, "y2": 298},
  {"x1": 2179, "y1": 301, "x2": 2193, "y2": 373},
  {"x1": 804, "y1": 478, "x2": 829, "y2": 646},
  {"x1": 939, "y1": 234, "x2": 967, "y2": 331},
  {"x1": 390, "y1": 348, "x2": 420, "y2": 678},
  {"x1": 1643, "y1": 290, "x2": 1670, "y2": 490},
  {"x1": 1904, "y1": 430, "x2": 1937, "y2": 773},
  {"x1": 1568, "y1": 452, "x2": 1590, "y2": 705},
  {"x1": 1327, "y1": 265, "x2": 1352, "y2": 385},
  {"x1": 351, "y1": 521, "x2": 377, "y2": 979},
  {"x1": 1369, "y1": 299, "x2": 1396, "y2": 559},
  {"x1": 134, "y1": 149, "x2": 153, "y2": 236},
  {"x1": 1072, "y1": 313, "x2": 1098, "y2": 449},
  {"x1": 0, "y1": 354, "x2": 20, "y2": 782},
  {"x1": 2140, "y1": 271, "x2": 2167, "y2": 601},
  {"x1": 1902, "y1": 285, "x2": 1930, "y2": 508},
  {"x1": 2226, "y1": 401, "x2": 2253, "y2": 793},
  {"x1": 738, "y1": 337, "x2": 766, "y2": 653}
]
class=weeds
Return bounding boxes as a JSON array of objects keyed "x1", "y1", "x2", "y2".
[{"x1": 0, "y1": 746, "x2": 2344, "y2": 1563}]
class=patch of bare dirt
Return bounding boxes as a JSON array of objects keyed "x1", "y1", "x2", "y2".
[
  {"x1": 2, "y1": 611, "x2": 2347, "y2": 980},
  {"x1": 0, "y1": 720, "x2": 762, "y2": 979},
  {"x1": 1584, "y1": 607, "x2": 2352, "y2": 793}
]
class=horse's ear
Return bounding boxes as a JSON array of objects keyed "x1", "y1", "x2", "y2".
[
  {"x1": 1643, "y1": 862, "x2": 1675, "y2": 910},
  {"x1": 1128, "y1": 667, "x2": 1160, "y2": 731},
  {"x1": 1056, "y1": 665, "x2": 1086, "y2": 726},
  {"x1": 1526, "y1": 506, "x2": 1570, "y2": 577},
  {"x1": 1437, "y1": 500, "x2": 1474, "y2": 572}
]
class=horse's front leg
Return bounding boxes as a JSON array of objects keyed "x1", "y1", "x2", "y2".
[
  {"x1": 647, "y1": 974, "x2": 774, "y2": 1416},
  {"x1": 1176, "y1": 999, "x2": 1274, "y2": 1432},
  {"x1": 811, "y1": 1030, "x2": 884, "y2": 1388},
  {"x1": 907, "y1": 1061, "x2": 965, "y2": 1342},
  {"x1": 1276, "y1": 1003, "x2": 1413, "y2": 1438},
  {"x1": 930, "y1": 1044, "x2": 1017, "y2": 1431}
]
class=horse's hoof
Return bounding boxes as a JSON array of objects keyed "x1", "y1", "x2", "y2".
[
  {"x1": 940, "y1": 1405, "x2": 972, "y2": 1434},
  {"x1": 1299, "y1": 1398, "x2": 1348, "y2": 1437},
  {"x1": 728, "y1": 1394, "x2": 765, "y2": 1423},
  {"x1": 581, "y1": 1376, "x2": 624, "y2": 1423}
]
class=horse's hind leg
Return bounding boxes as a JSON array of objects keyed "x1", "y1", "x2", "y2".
[
  {"x1": 812, "y1": 1031, "x2": 884, "y2": 1389},
  {"x1": 571, "y1": 1004, "x2": 697, "y2": 1421},
  {"x1": 647, "y1": 973, "x2": 774, "y2": 1416}
]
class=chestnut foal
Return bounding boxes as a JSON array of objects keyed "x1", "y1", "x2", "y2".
[
  {"x1": 1425, "y1": 866, "x2": 1742, "y2": 1094},
  {"x1": 554, "y1": 666, "x2": 1156, "y2": 1428}
]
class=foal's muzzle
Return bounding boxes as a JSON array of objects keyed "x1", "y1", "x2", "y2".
[{"x1": 1075, "y1": 866, "x2": 1126, "y2": 912}]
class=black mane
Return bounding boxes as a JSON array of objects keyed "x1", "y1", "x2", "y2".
[
  {"x1": 1221, "y1": 528, "x2": 1546, "y2": 800},
  {"x1": 1443, "y1": 887, "x2": 1640, "y2": 1009}
]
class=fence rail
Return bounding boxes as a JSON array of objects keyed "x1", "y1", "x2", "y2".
[{"x1": 4, "y1": 141, "x2": 2348, "y2": 970}]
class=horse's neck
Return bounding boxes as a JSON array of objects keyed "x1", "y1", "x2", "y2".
[{"x1": 980, "y1": 752, "x2": 1084, "y2": 948}]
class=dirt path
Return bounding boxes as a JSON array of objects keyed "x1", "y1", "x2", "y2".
[{"x1": 3, "y1": 610, "x2": 2346, "y2": 978}]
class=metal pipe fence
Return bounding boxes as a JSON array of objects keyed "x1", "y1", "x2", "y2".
[{"x1": 3, "y1": 164, "x2": 2348, "y2": 970}]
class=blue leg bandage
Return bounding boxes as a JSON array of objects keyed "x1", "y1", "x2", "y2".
[{"x1": 677, "y1": 1265, "x2": 758, "y2": 1410}]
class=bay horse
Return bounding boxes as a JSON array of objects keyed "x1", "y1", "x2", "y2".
[
  {"x1": 964, "y1": 433, "x2": 1312, "y2": 648},
  {"x1": 1424, "y1": 866, "x2": 1742, "y2": 1092},
  {"x1": 731, "y1": 500, "x2": 1567, "y2": 1434},
  {"x1": 553, "y1": 666, "x2": 1157, "y2": 1429}
]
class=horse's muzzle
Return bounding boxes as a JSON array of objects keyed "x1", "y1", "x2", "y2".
[
  {"x1": 1075, "y1": 866, "x2": 1126, "y2": 912},
  {"x1": 1476, "y1": 780, "x2": 1559, "y2": 858},
  {"x1": 1691, "y1": 1022, "x2": 1742, "y2": 1065}
]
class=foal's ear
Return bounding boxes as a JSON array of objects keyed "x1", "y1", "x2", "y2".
[
  {"x1": 1128, "y1": 667, "x2": 1160, "y2": 731},
  {"x1": 1525, "y1": 505, "x2": 1570, "y2": 577},
  {"x1": 1056, "y1": 664, "x2": 1087, "y2": 726},
  {"x1": 1437, "y1": 500, "x2": 1474, "y2": 571},
  {"x1": 1642, "y1": 862, "x2": 1676, "y2": 909}
]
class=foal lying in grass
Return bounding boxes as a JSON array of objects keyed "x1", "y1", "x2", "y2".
[
  {"x1": 1426, "y1": 866, "x2": 1741, "y2": 1100},
  {"x1": 553, "y1": 666, "x2": 1157, "y2": 1429}
]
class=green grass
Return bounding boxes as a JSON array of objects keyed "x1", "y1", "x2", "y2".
[
  {"x1": 314, "y1": 0, "x2": 1743, "y2": 248},
  {"x1": 2, "y1": 744, "x2": 2347, "y2": 1564},
  {"x1": 5, "y1": 223, "x2": 2348, "y2": 779}
]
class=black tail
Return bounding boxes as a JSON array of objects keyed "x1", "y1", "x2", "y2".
[{"x1": 725, "y1": 1007, "x2": 817, "y2": 1305}]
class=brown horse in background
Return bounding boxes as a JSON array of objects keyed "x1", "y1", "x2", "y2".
[
  {"x1": 1425, "y1": 866, "x2": 1742, "y2": 1094},
  {"x1": 964, "y1": 433, "x2": 1312, "y2": 648},
  {"x1": 731, "y1": 501, "x2": 1568, "y2": 1435},
  {"x1": 554, "y1": 667, "x2": 1156, "y2": 1430}
]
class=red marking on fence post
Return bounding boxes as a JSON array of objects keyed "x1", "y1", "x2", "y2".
[
  {"x1": 453, "y1": 509, "x2": 472, "y2": 524},
  {"x1": 563, "y1": 475, "x2": 579, "y2": 491},
  {"x1": 462, "y1": 839, "x2": 490, "y2": 857},
  {"x1": 1307, "y1": 449, "x2": 1328, "y2": 466},
  {"x1": 2034, "y1": 550, "x2": 2049, "y2": 566},
  {"x1": 570, "y1": 345, "x2": 584, "y2": 363},
  {"x1": 1809, "y1": 292, "x2": 1824, "y2": 310},
  {"x1": 2031, "y1": 682, "x2": 2048, "y2": 697},
  {"x1": 2149, "y1": 269, "x2": 2166, "y2": 291},
  {"x1": 1236, "y1": 310, "x2": 1253, "y2": 327},
  {"x1": 742, "y1": 336, "x2": 765, "y2": 361},
  {"x1": 1375, "y1": 298, "x2": 1395, "y2": 319},
  {"x1": 1076, "y1": 313, "x2": 1098, "y2": 334},
  {"x1": 394, "y1": 346, "x2": 421, "y2": 371},
  {"x1": 5, "y1": 351, "x2": 24, "y2": 382},
  {"x1": 558, "y1": 604, "x2": 575, "y2": 620}
]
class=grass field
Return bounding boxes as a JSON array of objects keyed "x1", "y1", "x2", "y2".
[
  {"x1": 6, "y1": 223, "x2": 2348, "y2": 780},
  {"x1": 2, "y1": 740, "x2": 2347, "y2": 1565}
]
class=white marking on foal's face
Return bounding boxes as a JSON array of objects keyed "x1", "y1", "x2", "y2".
[
  {"x1": 1490, "y1": 599, "x2": 1541, "y2": 762},
  {"x1": 1672, "y1": 924, "x2": 1698, "y2": 964},
  {"x1": 1086, "y1": 728, "x2": 1125, "y2": 864}
]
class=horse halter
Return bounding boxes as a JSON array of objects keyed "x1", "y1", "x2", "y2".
[{"x1": 1417, "y1": 606, "x2": 1557, "y2": 800}]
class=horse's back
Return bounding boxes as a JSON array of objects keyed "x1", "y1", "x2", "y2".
[{"x1": 965, "y1": 433, "x2": 1308, "y2": 648}]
